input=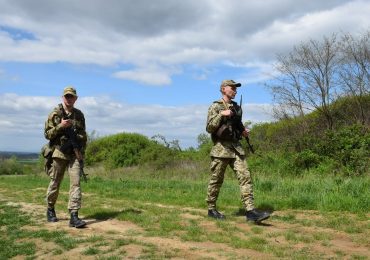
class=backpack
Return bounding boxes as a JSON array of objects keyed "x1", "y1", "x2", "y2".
[{"x1": 41, "y1": 143, "x2": 54, "y2": 176}]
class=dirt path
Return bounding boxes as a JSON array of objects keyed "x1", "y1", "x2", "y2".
[
  {"x1": 2, "y1": 198, "x2": 272, "y2": 259},
  {"x1": 1, "y1": 192, "x2": 369, "y2": 259}
]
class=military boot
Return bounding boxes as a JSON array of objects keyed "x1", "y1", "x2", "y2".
[
  {"x1": 69, "y1": 212, "x2": 86, "y2": 228},
  {"x1": 47, "y1": 207, "x2": 58, "y2": 222},
  {"x1": 208, "y1": 209, "x2": 225, "y2": 220},
  {"x1": 246, "y1": 209, "x2": 270, "y2": 223}
]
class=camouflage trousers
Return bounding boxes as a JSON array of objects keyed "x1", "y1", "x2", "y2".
[
  {"x1": 46, "y1": 157, "x2": 82, "y2": 211},
  {"x1": 206, "y1": 155, "x2": 255, "y2": 211}
]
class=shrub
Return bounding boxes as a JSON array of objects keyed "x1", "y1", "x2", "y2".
[
  {"x1": 85, "y1": 132, "x2": 180, "y2": 169},
  {"x1": 316, "y1": 124, "x2": 370, "y2": 176},
  {"x1": 293, "y1": 150, "x2": 321, "y2": 170},
  {"x1": 139, "y1": 142, "x2": 178, "y2": 169},
  {"x1": 249, "y1": 96, "x2": 370, "y2": 176},
  {"x1": 86, "y1": 133, "x2": 152, "y2": 168},
  {"x1": 0, "y1": 157, "x2": 24, "y2": 175}
]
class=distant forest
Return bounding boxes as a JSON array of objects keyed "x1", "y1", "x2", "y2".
[{"x1": 0, "y1": 152, "x2": 39, "y2": 160}]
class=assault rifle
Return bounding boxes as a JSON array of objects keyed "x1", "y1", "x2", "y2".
[
  {"x1": 59, "y1": 106, "x2": 88, "y2": 182},
  {"x1": 236, "y1": 95, "x2": 255, "y2": 154},
  {"x1": 217, "y1": 95, "x2": 255, "y2": 153}
]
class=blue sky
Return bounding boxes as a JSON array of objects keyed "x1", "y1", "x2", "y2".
[
  {"x1": 1, "y1": 62, "x2": 271, "y2": 105},
  {"x1": 0, "y1": 0, "x2": 369, "y2": 152}
]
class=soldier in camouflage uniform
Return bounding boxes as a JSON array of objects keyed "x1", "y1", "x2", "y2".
[
  {"x1": 44, "y1": 86, "x2": 87, "y2": 228},
  {"x1": 206, "y1": 79, "x2": 270, "y2": 223}
]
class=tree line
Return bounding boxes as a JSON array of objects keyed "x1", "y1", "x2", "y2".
[
  {"x1": 267, "y1": 30, "x2": 369, "y2": 129},
  {"x1": 245, "y1": 30, "x2": 370, "y2": 176}
]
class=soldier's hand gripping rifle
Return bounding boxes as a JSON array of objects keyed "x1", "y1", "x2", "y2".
[
  {"x1": 220, "y1": 95, "x2": 255, "y2": 153},
  {"x1": 59, "y1": 114, "x2": 88, "y2": 182}
]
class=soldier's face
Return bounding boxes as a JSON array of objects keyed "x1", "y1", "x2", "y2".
[
  {"x1": 222, "y1": 86, "x2": 237, "y2": 99},
  {"x1": 63, "y1": 94, "x2": 77, "y2": 107}
]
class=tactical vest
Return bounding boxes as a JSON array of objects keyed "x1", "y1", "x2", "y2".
[
  {"x1": 214, "y1": 100, "x2": 244, "y2": 142},
  {"x1": 50, "y1": 104, "x2": 85, "y2": 146}
]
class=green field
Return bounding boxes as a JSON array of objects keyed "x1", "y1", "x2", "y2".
[{"x1": 0, "y1": 168, "x2": 369, "y2": 259}]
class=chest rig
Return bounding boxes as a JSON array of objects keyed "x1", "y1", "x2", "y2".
[{"x1": 215, "y1": 99, "x2": 244, "y2": 141}]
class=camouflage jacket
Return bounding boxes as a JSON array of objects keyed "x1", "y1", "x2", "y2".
[
  {"x1": 44, "y1": 104, "x2": 87, "y2": 160},
  {"x1": 206, "y1": 99, "x2": 245, "y2": 158}
]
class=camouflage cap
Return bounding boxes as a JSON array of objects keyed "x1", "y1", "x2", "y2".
[
  {"x1": 221, "y1": 79, "x2": 241, "y2": 88},
  {"x1": 63, "y1": 86, "x2": 77, "y2": 97}
]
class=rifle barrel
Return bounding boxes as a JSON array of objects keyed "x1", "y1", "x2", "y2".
[{"x1": 245, "y1": 136, "x2": 255, "y2": 154}]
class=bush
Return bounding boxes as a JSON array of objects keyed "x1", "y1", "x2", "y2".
[
  {"x1": 293, "y1": 150, "x2": 321, "y2": 170},
  {"x1": 249, "y1": 98, "x2": 370, "y2": 176},
  {"x1": 139, "y1": 142, "x2": 179, "y2": 169},
  {"x1": 316, "y1": 124, "x2": 370, "y2": 176},
  {"x1": 85, "y1": 132, "x2": 180, "y2": 169},
  {"x1": 248, "y1": 151, "x2": 297, "y2": 176},
  {"x1": 0, "y1": 157, "x2": 24, "y2": 175},
  {"x1": 311, "y1": 157, "x2": 342, "y2": 175},
  {"x1": 86, "y1": 133, "x2": 153, "y2": 168}
]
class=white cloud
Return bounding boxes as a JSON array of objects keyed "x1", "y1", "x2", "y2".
[
  {"x1": 0, "y1": 120, "x2": 12, "y2": 127},
  {"x1": 0, "y1": 93, "x2": 273, "y2": 151},
  {"x1": 0, "y1": 0, "x2": 369, "y2": 85},
  {"x1": 3, "y1": 1, "x2": 367, "y2": 152},
  {"x1": 242, "y1": 0, "x2": 370, "y2": 60},
  {"x1": 243, "y1": 104, "x2": 274, "y2": 124},
  {"x1": 112, "y1": 67, "x2": 172, "y2": 86}
]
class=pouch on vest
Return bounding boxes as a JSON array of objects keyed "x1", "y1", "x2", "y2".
[
  {"x1": 216, "y1": 123, "x2": 234, "y2": 141},
  {"x1": 41, "y1": 143, "x2": 54, "y2": 176}
]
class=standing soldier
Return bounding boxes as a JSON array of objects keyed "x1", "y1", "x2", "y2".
[
  {"x1": 206, "y1": 79, "x2": 270, "y2": 223},
  {"x1": 44, "y1": 86, "x2": 87, "y2": 228}
]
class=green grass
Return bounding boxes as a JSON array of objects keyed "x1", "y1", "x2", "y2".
[
  {"x1": 83, "y1": 246, "x2": 101, "y2": 255},
  {"x1": 0, "y1": 169, "x2": 369, "y2": 259},
  {"x1": 3, "y1": 155, "x2": 369, "y2": 213},
  {"x1": 3, "y1": 168, "x2": 367, "y2": 214},
  {"x1": 0, "y1": 171, "x2": 368, "y2": 227},
  {"x1": 0, "y1": 199, "x2": 173, "y2": 259},
  {"x1": 0, "y1": 203, "x2": 36, "y2": 259}
]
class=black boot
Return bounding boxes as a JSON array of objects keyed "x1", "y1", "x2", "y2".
[
  {"x1": 208, "y1": 209, "x2": 225, "y2": 220},
  {"x1": 47, "y1": 207, "x2": 58, "y2": 222},
  {"x1": 246, "y1": 209, "x2": 270, "y2": 223},
  {"x1": 69, "y1": 212, "x2": 86, "y2": 228}
]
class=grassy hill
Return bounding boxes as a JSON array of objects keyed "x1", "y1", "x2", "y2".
[{"x1": 248, "y1": 94, "x2": 370, "y2": 176}]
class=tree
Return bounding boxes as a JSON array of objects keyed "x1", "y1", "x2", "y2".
[
  {"x1": 339, "y1": 31, "x2": 370, "y2": 125},
  {"x1": 269, "y1": 52, "x2": 307, "y2": 118},
  {"x1": 197, "y1": 133, "x2": 211, "y2": 148},
  {"x1": 268, "y1": 34, "x2": 341, "y2": 130},
  {"x1": 151, "y1": 134, "x2": 182, "y2": 151},
  {"x1": 87, "y1": 130, "x2": 99, "y2": 144}
]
